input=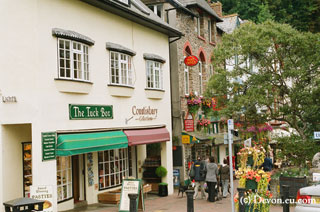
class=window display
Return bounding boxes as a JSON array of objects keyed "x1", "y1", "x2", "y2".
[
  {"x1": 98, "y1": 148, "x2": 128, "y2": 190},
  {"x1": 23, "y1": 143, "x2": 32, "y2": 197},
  {"x1": 57, "y1": 156, "x2": 72, "y2": 201}
]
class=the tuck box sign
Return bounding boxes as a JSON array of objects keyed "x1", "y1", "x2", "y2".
[{"x1": 69, "y1": 104, "x2": 113, "y2": 120}]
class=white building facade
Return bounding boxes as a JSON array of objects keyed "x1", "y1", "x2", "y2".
[{"x1": 0, "y1": 0, "x2": 182, "y2": 211}]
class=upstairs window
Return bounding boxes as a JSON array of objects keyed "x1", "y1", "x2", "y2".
[
  {"x1": 184, "y1": 64, "x2": 189, "y2": 95},
  {"x1": 198, "y1": 61, "x2": 203, "y2": 95},
  {"x1": 146, "y1": 60, "x2": 163, "y2": 89},
  {"x1": 110, "y1": 51, "x2": 133, "y2": 86},
  {"x1": 197, "y1": 13, "x2": 204, "y2": 38},
  {"x1": 208, "y1": 20, "x2": 216, "y2": 43},
  {"x1": 148, "y1": 4, "x2": 163, "y2": 19},
  {"x1": 58, "y1": 38, "x2": 89, "y2": 81}
]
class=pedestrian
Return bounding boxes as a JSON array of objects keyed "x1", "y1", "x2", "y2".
[
  {"x1": 262, "y1": 152, "x2": 273, "y2": 172},
  {"x1": 219, "y1": 158, "x2": 230, "y2": 198},
  {"x1": 205, "y1": 156, "x2": 218, "y2": 202},
  {"x1": 189, "y1": 156, "x2": 206, "y2": 200}
]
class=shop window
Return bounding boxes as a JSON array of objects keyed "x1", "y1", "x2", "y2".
[
  {"x1": 23, "y1": 143, "x2": 32, "y2": 197},
  {"x1": 110, "y1": 51, "x2": 133, "y2": 86},
  {"x1": 98, "y1": 148, "x2": 129, "y2": 190},
  {"x1": 58, "y1": 38, "x2": 89, "y2": 81},
  {"x1": 146, "y1": 60, "x2": 163, "y2": 89},
  {"x1": 57, "y1": 156, "x2": 72, "y2": 202},
  {"x1": 208, "y1": 20, "x2": 216, "y2": 43}
]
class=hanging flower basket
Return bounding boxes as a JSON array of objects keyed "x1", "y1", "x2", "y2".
[
  {"x1": 247, "y1": 156, "x2": 254, "y2": 167},
  {"x1": 186, "y1": 92, "x2": 201, "y2": 116}
]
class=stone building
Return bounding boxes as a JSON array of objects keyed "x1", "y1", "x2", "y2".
[{"x1": 142, "y1": 0, "x2": 224, "y2": 180}]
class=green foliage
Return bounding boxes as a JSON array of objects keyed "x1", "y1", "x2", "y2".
[
  {"x1": 155, "y1": 166, "x2": 168, "y2": 178},
  {"x1": 207, "y1": 21, "x2": 320, "y2": 140},
  {"x1": 276, "y1": 136, "x2": 319, "y2": 167},
  {"x1": 217, "y1": 0, "x2": 320, "y2": 32}
]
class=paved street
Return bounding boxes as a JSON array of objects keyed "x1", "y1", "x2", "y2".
[{"x1": 64, "y1": 183, "x2": 291, "y2": 212}]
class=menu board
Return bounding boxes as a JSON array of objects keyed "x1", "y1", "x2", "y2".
[
  {"x1": 119, "y1": 179, "x2": 144, "y2": 212},
  {"x1": 42, "y1": 132, "x2": 56, "y2": 161}
]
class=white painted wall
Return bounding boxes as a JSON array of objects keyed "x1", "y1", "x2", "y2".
[{"x1": 0, "y1": 0, "x2": 173, "y2": 211}]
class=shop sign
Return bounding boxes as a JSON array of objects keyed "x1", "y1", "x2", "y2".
[
  {"x1": 131, "y1": 106, "x2": 158, "y2": 121},
  {"x1": 182, "y1": 135, "x2": 190, "y2": 144},
  {"x1": 30, "y1": 185, "x2": 54, "y2": 212},
  {"x1": 173, "y1": 169, "x2": 180, "y2": 186},
  {"x1": 119, "y1": 179, "x2": 144, "y2": 212},
  {"x1": 314, "y1": 131, "x2": 320, "y2": 139},
  {"x1": 69, "y1": 104, "x2": 113, "y2": 120},
  {"x1": 42, "y1": 132, "x2": 56, "y2": 161},
  {"x1": 184, "y1": 119, "x2": 194, "y2": 132},
  {"x1": 184, "y1": 55, "x2": 199, "y2": 67},
  {"x1": 313, "y1": 173, "x2": 320, "y2": 181}
]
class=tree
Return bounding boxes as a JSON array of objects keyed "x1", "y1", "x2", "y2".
[
  {"x1": 217, "y1": 0, "x2": 320, "y2": 33},
  {"x1": 207, "y1": 21, "x2": 320, "y2": 141}
]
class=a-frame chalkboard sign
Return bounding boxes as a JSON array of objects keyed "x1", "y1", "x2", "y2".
[{"x1": 119, "y1": 179, "x2": 145, "y2": 212}]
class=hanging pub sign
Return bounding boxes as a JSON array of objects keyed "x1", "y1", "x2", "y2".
[
  {"x1": 184, "y1": 119, "x2": 194, "y2": 132},
  {"x1": 184, "y1": 55, "x2": 199, "y2": 67}
]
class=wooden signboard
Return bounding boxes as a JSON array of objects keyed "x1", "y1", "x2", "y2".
[{"x1": 119, "y1": 179, "x2": 145, "y2": 212}]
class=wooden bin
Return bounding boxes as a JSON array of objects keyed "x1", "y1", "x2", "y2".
[{"x1": 98, "y1": 189, "x2": 121, "y2": 204}]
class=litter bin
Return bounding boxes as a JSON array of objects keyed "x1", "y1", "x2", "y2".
[{"x1": 3, "y1": 197, "x2": 44, "y2": 212}]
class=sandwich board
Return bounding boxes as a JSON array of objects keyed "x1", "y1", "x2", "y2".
[{"x1": 119, "y1": 179, "x2": 145, "y2": 212}]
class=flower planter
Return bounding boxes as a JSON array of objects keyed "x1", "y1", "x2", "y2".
[
  {"x1": 158, "y1": 184, "x2": 168, "y2": 197},
  {"x1": 245, "y1": 204, "x2": 260, "y2": 212},
  {"x1": 247, "y1": 156, "x2": 254, "y2": 167},
  {"x1": 246, "y1": 179, "x2": 257, "y2": 190}
]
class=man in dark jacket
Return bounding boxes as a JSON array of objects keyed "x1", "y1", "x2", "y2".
[{"x1": 190, "y1": 156, "x2": 206, "y2": 199}]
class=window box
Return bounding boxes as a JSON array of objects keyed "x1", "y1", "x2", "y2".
[
  {"x1": 145, "y1": 88, "x2": 165, "y2": 100},
  {"x1": 54, "y1": 78, "x2": 93, "y2": 94},
  {"x1": 108, "y1": 84, "x2": 134, "y2": 98}
]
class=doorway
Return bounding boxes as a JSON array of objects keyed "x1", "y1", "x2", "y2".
[{"x1": 72, "y1": 154, "x2": 86, "y2": 204}]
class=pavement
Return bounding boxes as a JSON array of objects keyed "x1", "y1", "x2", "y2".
[{"x1": 63, "y1": 182, "x2": 292, "y2": 212}]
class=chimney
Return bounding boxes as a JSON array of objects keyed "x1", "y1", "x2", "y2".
[{"x1": 210, "y1": 1, "x2": 222, "y2": 17}]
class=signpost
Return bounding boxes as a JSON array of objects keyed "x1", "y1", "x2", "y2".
[
  {"x1": 119, "y1": 179, "x2": 144, "y2": 212},
  {"x1": 227, "y1": 119, "x2": 235, "y2": 212},
  {"x1": 42, "y1": 132, "x2": 56, "y2": 161},
  {"x1": 69, "y1": 104, "x2": 113, "y2": 120},
  {"x1": 314, "y1": 131, "x2": 320, "y2": 139}
]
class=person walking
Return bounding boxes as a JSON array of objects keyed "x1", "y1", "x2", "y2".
[
  {"x1": 219, "y1": 158, "x2": 230, "y2": 198},
  {"x1": 205, "y1": 156, "x2": 218, "y2": 202},
  {"x1": 189, "y1": 156, "x2": 206, "y2": 200}
]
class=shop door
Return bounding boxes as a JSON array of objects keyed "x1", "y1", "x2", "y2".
[{"x1": 72, "y1": 155, "x2": 85, "y2": 203}]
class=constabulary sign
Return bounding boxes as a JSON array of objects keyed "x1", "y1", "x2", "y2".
[
  {"x1": 184, "y1": 55, "x2": 199, "y2": 67},
  {"x1": 69, "y1": 104, "x2": 113, "y2": 120},
  {"x1": 42, "y1": 132, "x2": 56, "y2": 161}
]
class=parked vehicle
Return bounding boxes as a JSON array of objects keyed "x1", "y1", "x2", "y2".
[{"x1": 294, "y1": 184, "x2": 320, "y2": 212}]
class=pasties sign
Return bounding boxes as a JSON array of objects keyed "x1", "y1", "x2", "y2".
[{"x1": 132, "y1": 106, "x2": 158, "y2": 121}]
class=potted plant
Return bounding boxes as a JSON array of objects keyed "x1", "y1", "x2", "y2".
[{"x1": 155, "y1": 166, "x2": 168, "y2": 197}]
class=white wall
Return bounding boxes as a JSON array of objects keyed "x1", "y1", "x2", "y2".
[{"x1": 0, "y1": 0, "x2": 173, "y2": 211}]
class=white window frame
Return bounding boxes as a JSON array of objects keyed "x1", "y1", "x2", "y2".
[
  {"x1": 199, "y1": 62, "x2": 203, "y2": 95},
  {"x1": 148, "y1": 4, "x2": 163, "y2": 19},
  {"x1": 209, "y1": 64, "x2": 213, "y2": 78},
  {"x1": 184, "y1": 64, "x2": 189, "y2": 95},
  {"x1": 110, "y1": 51, "x2": 133, "y2": 86},
  {"x1": 58, "y1": 38, "x2": 89, "y2": 81},
  {"x1": 146, "y1": 60, "x2": 163, "y2": 89},
  {"x1": 98, "y1": 148, "x2": 129, "y2": 190},
  {"x1": 57, "y1": 156, "x2": 72, "y2": 202},
  {"x1": 197, "y1": 17, "x2": 200, "y2": 36}
]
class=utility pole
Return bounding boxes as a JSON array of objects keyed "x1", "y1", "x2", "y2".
[{"x1": 227, "y1": 119, "x2": 235, "y2": 212}]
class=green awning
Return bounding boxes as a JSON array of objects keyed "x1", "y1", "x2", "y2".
[{"x1": 56, "y1": 131, "x2": 128, "y2": 156}]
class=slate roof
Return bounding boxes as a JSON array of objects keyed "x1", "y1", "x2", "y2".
[
  {"x1": 217, "y1": 14, "x2": 243, "y2": 34},
  {"x1": 180, "y1": 0, "x2": 222, "y2": 21},
  {"x1": 81, "y1": 0, "x2": 183, "y2": 37}
]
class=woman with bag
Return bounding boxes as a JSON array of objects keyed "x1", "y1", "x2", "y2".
[
  {"x1": 219, "y1": 158, "x2": 230, "y2": 198},
  {"x1": 205, "y1": 156, "x2": 218, "y2": 202}
]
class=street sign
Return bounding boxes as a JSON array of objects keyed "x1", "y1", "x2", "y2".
[
  {"x1": 228, "y1": 119, "x2": 234, "y2": 130},
  {"x1": 314, "y1": 131, "x2": 320, "y2": 139}
]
